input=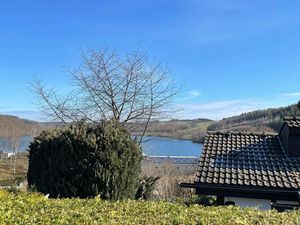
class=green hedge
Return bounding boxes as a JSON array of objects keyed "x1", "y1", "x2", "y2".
[{"x1": 1, "y1": 190, "x2": 300, "y2": 224}]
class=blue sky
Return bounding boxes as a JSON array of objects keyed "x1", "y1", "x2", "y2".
[{"x1": 1, "y1": 0, "x2": 300, "y2": 121}]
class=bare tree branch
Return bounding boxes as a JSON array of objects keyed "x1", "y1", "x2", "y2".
[{"x1": 32, "y1": 47, "x2": 180, "y2": 141}]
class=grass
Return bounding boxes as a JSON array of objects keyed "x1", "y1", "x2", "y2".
[{"x1": 0, "y1": 153, "x2": 28, "y2": 186}]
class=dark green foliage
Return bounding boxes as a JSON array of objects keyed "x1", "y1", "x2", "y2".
[
  {"x1": 27, "y1": 120, "x2": 142, "y2": 200},
  {"x1": 298, "y1": 100, "x2": 300, "y2": 109},
  {"x1": 184, "y1": 195, "x2": 216, "y2": 206},
  {"x1": 135, "y1": 175, "x2": 160, "y2": 200}
]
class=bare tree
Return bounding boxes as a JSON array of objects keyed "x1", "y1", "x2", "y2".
[{"x1": 33, "y1": 48, "x2": 179, "y2": 143}]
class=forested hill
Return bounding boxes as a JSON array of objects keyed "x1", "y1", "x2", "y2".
[
  {"x1": 0, "y1": 115, "x2": 53, "y2": 137},
  {"x1": 130, "y1": 118, "x2": 213, "y2": 142},
  {"x1": 207, "y1": 104, "x2": 300, "y2": 133},
  {"x1": 1, "y1": 103, "x2": 299, "y2": 141}
]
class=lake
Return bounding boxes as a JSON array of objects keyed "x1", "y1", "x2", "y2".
[
  {"x1": 0, "y1": 135, "x2": 203, "y2": 158},
  {"x1": 0, "y1": 136, "x2": 33, "y2": 153},
  {"x1": 141, "y1": 136, "x2": 202, "y2": 158}
]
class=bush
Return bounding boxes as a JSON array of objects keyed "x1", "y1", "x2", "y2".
[
  {"x1": 142, "y1": 161, "x2": 196, "y2": 200},
  {"x1": 135, "y1": 175, "x2": 160, "y2": 200},
  {"x1": 1, "y1": 190, "x2": 300, "y2": 224},
  {"x1": 184, "y1": 195, "x2": 216, "y2": 206},
  {"x1": 27, "y1": 120, "x2": 142, "y2": 200}
]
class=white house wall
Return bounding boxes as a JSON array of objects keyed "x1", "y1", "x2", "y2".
[
  {"x1": 225, "y1": 197, "x2": 271, "y2": 211},
  {"x1": 275, "y1": 200, "x2": 299, "y2": 205}
]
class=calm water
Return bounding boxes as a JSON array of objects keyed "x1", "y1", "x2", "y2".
[
  {"x1": 0, "y1": 135, "x2": 203, "y2": 158},
  {"x1": 0, "y1": 136, "x2": 33, "y2": 152},
  {"x1": 141, "y1": 136, "x2": 202, "y2": 158}
]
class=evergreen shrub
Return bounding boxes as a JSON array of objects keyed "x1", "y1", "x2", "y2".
[{"x1": 27, "y1": 120, "x2": 142, "y2": 200}]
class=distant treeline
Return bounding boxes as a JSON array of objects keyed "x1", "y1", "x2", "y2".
[
  {"x1": 129, "y1": 119, "x2": 213, "y2": 143},
  {"x1": 1, "y1": 104, "x2": 299, "y2": 142},
  {"x1": 208, "y1": 104, "x2": 300, "y2": 133},
  {"x1": 0, "y1": 115, "x2": 54, "y2": 138}
]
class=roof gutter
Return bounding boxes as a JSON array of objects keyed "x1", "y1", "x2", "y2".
[{"x1": 179, "y1": 182, "x2": 300, "y2": 202}]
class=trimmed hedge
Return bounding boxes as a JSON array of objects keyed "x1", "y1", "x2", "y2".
[{"x1": 0, "y1": 190, "x2": 300, "y2": 225}]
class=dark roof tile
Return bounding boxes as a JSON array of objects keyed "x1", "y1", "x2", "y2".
[
  {"x1": 283, "y1": 117, "x2": 300, "y2": 128},
  {"x1": 195, "y1": 131, "x2": 300, "y2": 190}
]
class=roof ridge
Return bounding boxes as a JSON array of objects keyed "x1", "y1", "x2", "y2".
[
  {"x1": 283, "y1": 116, "x2": 300, "y2": 120},
  {"x1": 206, "y1": 131, "x2": 278, "y2": 136}
]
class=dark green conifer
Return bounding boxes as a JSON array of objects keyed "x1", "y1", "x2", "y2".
[{"x1": 27, "y1": 120, "x2": 142, "y2": 200}]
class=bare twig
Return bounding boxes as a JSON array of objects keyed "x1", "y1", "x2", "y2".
[{"x1": 32, "y1": 47, "x2": 180, "y2": 140}]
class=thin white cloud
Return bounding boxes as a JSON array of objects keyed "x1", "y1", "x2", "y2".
[
  {"x1": 176, "y1": 99, "x2": 265, "y2": 120},
  {"x1": 179, "y1": 90, "x2": 202, "y2": 101},
  {"x1": 187, "y1": 100, "x2": 243, "y2": 110},
  {"x1": 187, "y1": 90, "x2": 201, "y2": 98},
  {"x1": 175, "y1": 92, "x2": 300, "y2": 120},
  {"x1": 280, "y1": 92, "x2": 300, "y2": 98}
]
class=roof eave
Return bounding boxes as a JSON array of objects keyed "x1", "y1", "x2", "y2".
[{"x1": 179, "y1": 182, "x2": 300, "y2": 202}]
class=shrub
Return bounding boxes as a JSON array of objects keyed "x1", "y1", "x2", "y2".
[
  {"x1": 135, "y1": 175, "x2": 160, "y2": 200},
  {"x1": 27, "y1": 120, "x2": 142, "y2": 200},
  {"x1": 142, "y1": 161, "x2": 196, "y2": 200},
  {"x1": 184, "y1": 195, "x2": 216, "y2": 206},
  {"x1": 1, "y1": 190, "x2": 300, "y2": 225}
]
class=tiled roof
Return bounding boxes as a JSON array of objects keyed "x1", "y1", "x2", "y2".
[
  {"x1": 283, "y1": 117, "x2": 300, "y2": 128},
  {"x1": 195, "y1": 131, "x2": 300, "y2": 190}
]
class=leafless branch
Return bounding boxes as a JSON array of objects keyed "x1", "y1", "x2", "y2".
[{"x1": 32, "y1": 47, "x2": 180, "y2": 141}]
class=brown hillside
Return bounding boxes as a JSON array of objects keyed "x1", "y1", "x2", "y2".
[{"x1": 0, "y1": 115, "x2": 51, "y2": 138}]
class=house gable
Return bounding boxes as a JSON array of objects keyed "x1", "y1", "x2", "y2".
[{"x1": 279, "y1": 117, "x2": 300, "y2": 157}]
